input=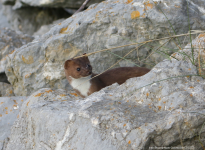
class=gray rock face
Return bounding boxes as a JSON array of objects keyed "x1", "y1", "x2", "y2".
[
  {"x1": 0, "y1": 71, "x2": 10, "y2": 84},
  {"x1": 0, "y1": 82, "x2": 14, "y2": 96},
  {"x1": 0, "y1": 96, "x2": 27, "y2": 150},
  {"x1": 0, "y1": 28, "x2": 33, "y2": 61},
  {"x1": 0, "y1": 28, "x2": 33, "y2": 95},
  {"x1": 0, "y1": 2, "x2": 10, "y2": 28},
  {"x1": 5, "y1": 0, "x2": 205, "y2": 96},
  {"x1": 3, "y1": 0, "x2": 104, "y2": 9},
  {"x1": 1, "y1": 0, "x2": 15, "y2": 5},
  {"x1": 2, "y1": 5, "x2": 70, "y2": 35},
  {"x1": 172, "y1": 33, "x2": 205, "y2": 77},
  {"x1": 5, "y1": 57, "x2": 205, "y2": 149},
  {"x1": 0, "y1": 27, "x2": 33, "y2": 76},
  {"x1": 33, "y1": 19, "x2": 65, "y2": 37}
]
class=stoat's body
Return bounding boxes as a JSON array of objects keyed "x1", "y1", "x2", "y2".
[{"x1": 64, "y1": 55, "x2": 150, "y2": 98}]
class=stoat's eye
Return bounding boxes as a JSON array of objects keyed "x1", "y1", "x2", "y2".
[
  {"x1": 87, "y1": 64, "x2": 91, "y2": 68},
  {"x1": 77, "y1": 68, "x2": 81, "y2": 71}
]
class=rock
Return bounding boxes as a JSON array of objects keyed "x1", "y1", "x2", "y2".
[
  {"x1": 0, "y1": 96, "x2": 27, "y2": 150},
  {"x1": 1, "y1": 0, "x2": 15, "y2": 5},
  {"x1": 0, "y1": 28, "x2": 33, "y2": 95},
  {"x1": 4, "y1": 0, "x2": 104, "y2": 9},
  {"x1": 5, "y1": 58, "x2": 205, "y2": 149},
  {"x1": 0, "y1": 2, "x2": 11, "y2": 28},
  {"x1": 0, "y1": 27, "x2": 33, "y2": 71},
  {"x1": 33, "y1": 19, "x2": 65, "y2": 37},
  {"x1": 5, "y1": 0, "x2": 205, "y2": 96},
  {"x1": 2, "y1": 5, "x2": 70, "y2": 35},
  {"x1": 0, "y1": 73, "x2": 10, "y2": 84},
  {"x1": 0, "y1": 82, "x2": 14, "y2": 96},
  {"x1": 0, "y1": 28, "x2": 33, "y2": 61},
  {"x1": 172, "y1": 33, "x2": 205, "y2": 77}
]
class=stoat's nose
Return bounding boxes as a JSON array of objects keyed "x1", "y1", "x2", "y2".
[{"x1": 86, "y1": 64, "x2": 91, "y2": 69}]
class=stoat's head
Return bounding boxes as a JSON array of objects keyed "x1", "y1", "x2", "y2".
[{"x1": 64, "y1": 54, "x2": 92, "y2": 79}]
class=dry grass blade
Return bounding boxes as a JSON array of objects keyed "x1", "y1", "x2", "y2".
[
  {"x1": 73, "y1": 30, "x2": 205, "y2": 59},
  {"x1": 166, "y1": 28, "x2": 182, "y2": 50},
  {"x1": 74, "y1": 0, "x2": 91, "y2": 15},
  {"x1": 139, "y1": 39, "x2": 171, "y2": 63},
  {"x1": 198, "y1": 46, "x2": 202, "y2": 76}
]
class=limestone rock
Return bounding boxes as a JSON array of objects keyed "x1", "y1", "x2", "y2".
[
  {"x1": 0, "y1": 27, "x2": 33, "y2": 75},
  {"x1": 0, "y1": 72, "x2": 9, "y2": 84},
  {"x1": 33, "y1": 19, "x2": 65, "y2": 37},
  {"x1": 5, "y1": 0, "x2": 205, "y2": 96},
  {"x1": 172, "y1": 33, "x2": 205, "y2": 77},
  {"x1": 0, "y1": 28, "x2": 33, "y2": 95},
  {"x1": 1, "y1": 0, "x2": 15, "y2": 5},
  {"x1": 0, "y1": 96, "x2": 27, "y2": 150},
  {"x1": 3, "y1": 0, "x2": 104, "y2": 9},
  {"x1": 0, "y1": 82, "x2": 14, "y2": 96},
  {"x1": 0, "y1": 28, "x2": 33, "y2": 61},
  {"x1": 0, "y1": 2, "x2": 10, "y2": 28},
  {"x1": 2, "y1": 5, "x2": 70, "y2": 35},
  {"x1": 5, "y1": 58, "x2": 205, "y2": 149}
]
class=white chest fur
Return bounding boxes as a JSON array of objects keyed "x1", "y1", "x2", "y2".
[{"x1": 69, "y1": 75, "x2": 91, "y2": 97}]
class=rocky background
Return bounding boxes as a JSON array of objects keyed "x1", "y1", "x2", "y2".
[{"x1": 1, "y1": 0, "x2": 205, "y2": 149}]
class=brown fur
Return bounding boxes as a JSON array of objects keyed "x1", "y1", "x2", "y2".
[
  {"x1": 64, "y1": 55, "x2": 150, "y2": 97},
  {"x1": 64, "y1": 56, "x2": 92, "y2": 80}
]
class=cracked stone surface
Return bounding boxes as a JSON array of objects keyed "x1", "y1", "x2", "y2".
[
  {"x1": 0, "y1": 2, "x2": 10, "y2": 29},
  {"x1": 1, "y1": 4, "x2": 70, "y2": 35},
  {"x1": 5, "y1": 0, "x2": 205, "y2": 96},
  {"x1": 0, "y1": 28, "x2": 33, "y2": 95},
  {"x1": 0, "y1": 96, "x2": 27, "y2": 150},
  {"x1": 33, "y1": 19, "x2": 65, "y2": 37},
  {"x1": 2, "y1": 0, "x2": 104, "y2": 9},
  {"x1": 0, "y1": 82, "x2": 14, "y2": 97},
  {"x1": 5, "y1": 56, "x2": 205, "y2": 149},
  {"x1": 0, "y1": 27, "x2": 33, "y2": 73},
  {"x1": 172, "y1": 33, "x2": 205, "y2": 77}
]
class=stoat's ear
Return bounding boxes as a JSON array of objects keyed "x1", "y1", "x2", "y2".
[
  {"x1": 83, "y1": 53, "x2": 88, "y2": 58},
  {"x1": 82, "y1": 53, "x2": 89, "y2": 61},
  {"x1": 64, "y1": 60, "x2": 72, "y2": 70}
]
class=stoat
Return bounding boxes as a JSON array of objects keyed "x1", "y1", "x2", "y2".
[{"x1": 64, "y1": 54, "x2": 150, "y2": 98}]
